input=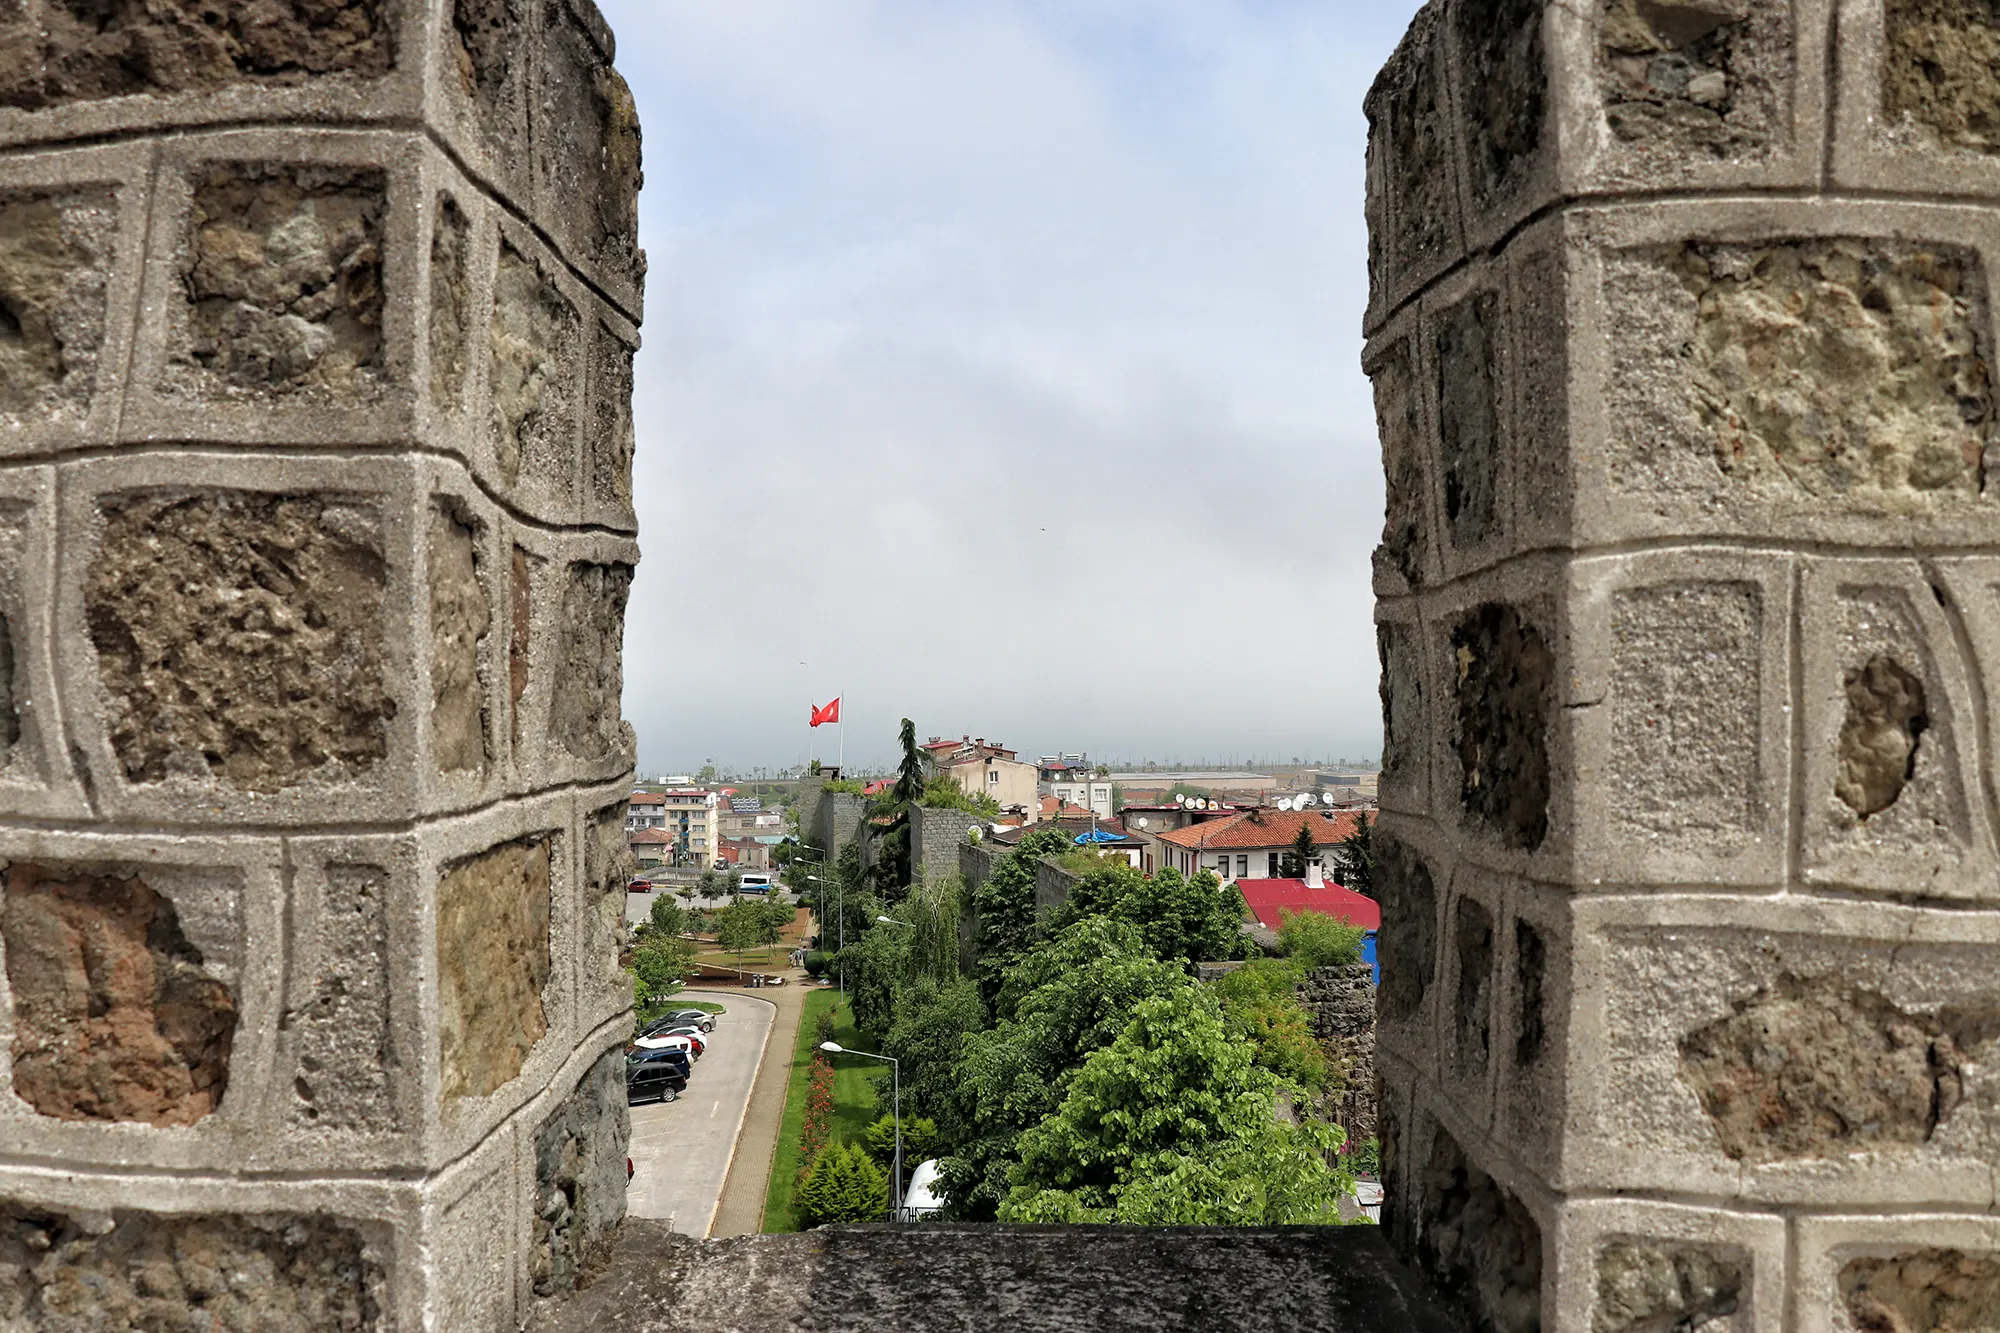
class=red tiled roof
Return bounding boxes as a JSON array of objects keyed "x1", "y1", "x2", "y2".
[
  {"x1": 1237, "y1": 879, "x2": 1380, "y2": 933},
  {"x1": 630, "y1": 829, "x2": 674, "y2": 844},
  {"x1": 630, "y1": 792, "x2": 665, "y2": 805},
  {"x1": 1158, "y1": 808, "x2": 1361, "y2": 851}
]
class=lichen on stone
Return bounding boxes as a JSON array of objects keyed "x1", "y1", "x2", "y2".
[
  {"x1": 1, "y1": 864, "x2": 236, "y2": 1126},
  {"x1": 1836, "y1": 654, "x2": 1929, "y2": 818},
  {"x1": 1841, "y1": 1247, "x2": 2000, "y2": 1333},
  {"x1": 175, "y1": 164, "x2": 386, "y2": 401},
  {"x1": 552, "y1": 561, "x2": 630, "y2": 763},
  {"x1": 1665, "y1": 238, "x2": 1993, "y2": 502},
  {"x1": 1436, "y1": 292, "x2": 1500, "y2": 549},
  {"x1": 87, "y1": 490, "x2": 393, "y2": 792},
  {"x1": 1593, "y1": 1239, "x2": 1744, "y2": 1333},
  {"x1": 1458, "y1": 0, "x2": 1547, "y2": 203},
  {"x1": 428, "y1": 500, "x2": 489, "y2": 774},
  {"x1": 488, "y1": 241, "x2": 578, "y2": 488},
  {"x1": 1678, "y1": 974, "x2": 1981, "y2": 1162},
  {"x1": 437, "y1": 835, "x2": 552, "y2": 1103}
]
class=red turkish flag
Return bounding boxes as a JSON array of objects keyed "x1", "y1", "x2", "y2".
[{"x1": 810, "y1": 698, "x2": 841, "y2": 727}]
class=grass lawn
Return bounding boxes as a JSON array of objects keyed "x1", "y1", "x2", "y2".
[
  {"x1": 694, "y1": 946, "x2": 793, "y2": 970},
  {"x1": 762, "y1": 988, "x2": 884, "y2": 1233}
]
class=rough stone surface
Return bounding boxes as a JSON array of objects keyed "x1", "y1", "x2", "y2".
[
  {"x1": 1375, "y1": 342, "x2": 1429, "y2": 586},
  {"x1": 449, "y1": 0, "x2": 526, "y2": 135},
  {"x1": 1458, "y1": 0, "x2": 1546, "y2": 205},
  {"x1": 1451, "y1": 603, "x2": 1553, "y2": 849},
  {"x1": 285, "y1": 864, "x2": 392, "y2": 1132},
  {"x1": 1, "y1": 863, "x2": 235, "y2": 1125},
  {"x1": 429, "y1": 501, "x2": 488, "y2": 774},
  {"x1": 1836, "y1": 654, "x2": 1929, "y2": 817},
  {"x1": 552, "y1": 561, "x2": 630, "y2": 762},
  {"x1": 1514, "y1": 920, "x2": 1546, "y2": 1068},
  {"x1": 1608, "y1": 240, "x2": 1993, "y2": 505},
  {"x1": 87, "y1": 490, "x2": 392, "y2": 792},
  {"x1": 583, "y1": 801, "x2": 634, "y2": 1010},
  {"x1": 1611, "y1": 581, "x2": 1762, "y2": 838},
  {"x1": 1841, "y1": 1248, "x2": 2000, "y2": 1333},
  {"x1": 510, "y1": 544, "x2": 533, "y2": 745},
  {"x1": 1412, "y1": 1127, "x2": 1542, "y2": 1333},
  {"x1": 1374, "y1": 834, "x2": 1436, "y2": 1023},
  {"x1": 1452, "y1": 896, "x2": 1494, "y2": 1074},
  {"x1": 0, "y1": 189, "x2": 114, "y2": 422},
  {"x1": 1677, "y1": 975, "x2": 1980, "y2": 1162},
  {"x1": 1379, "y1": 623, "x2": 1425, "y2": 790},
  {"x1": 531, "y1": 1050, "x2": 630, "y2": 1297},
  {"x1": 1369, "y1": 12, "x2": 1455, "y2": 280},
  {"x1": 1436, "y1": 293, "x2": 1500, "y2": 549},
  {"x1": 535, "y1": 1, "x2": 642, "y2": 287},
  {"x1": 526, "y1": 1220, "x2": 1457, "y2": 1333},
  {"x1": 1599, "y1": 0, "x2": 1785, "y2": 158},
  {"x1": 437, "y1": 836, "x2": 552, "y2": 1103},
  {"x1": 174, "y1": 165, "x2": 386, "y2": 401},
  {"x1": 1884, "y1": 0, "x2": 2000, "y2": 154},
  {"x1": 0, "y1": 0, "x2": 391, "y2": 110},
  {"x1": 589, "y1": 320, "x2": 636, "y2": 514},
  {"x1": 1593, "y1": 1240, "x2": 1744, "y2": 1333},
  {"x1": 489, "y1": 241, "x2": 578, "y2": 488},
  {"x1": 430, "y1": 193, "x2": 470, "y2": 412},
  {"x1": 1299, "y1": 964, "x2": 1378, "y2": 1150},
  {"x1": 0, "y1": 1205, "x2": 383, "y2": 1330}
]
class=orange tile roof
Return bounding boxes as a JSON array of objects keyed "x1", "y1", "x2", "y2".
[
  {"x1": 630, "y1": 792, "x2": 665, "y2": 805},
  {"x1": 630, "y1": 829, "x2": 675, "y2": 844},
  {"x1": 1156, "y1": 808, "x2": 1361, "y2": 851}
]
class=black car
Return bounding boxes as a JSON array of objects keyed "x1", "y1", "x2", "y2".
[{"x1": 626, "y1": 1049, "x2": 690, "y2": 1104}]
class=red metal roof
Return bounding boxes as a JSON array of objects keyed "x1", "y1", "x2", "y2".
[{"x1": 1235, "y1": 878, "x2": 1380, "y2": 933}]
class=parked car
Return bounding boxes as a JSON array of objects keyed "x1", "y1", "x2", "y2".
[
  {"x1": 625, "y1": 1051, "x2": 688, "y2": 1104},
  {"x1": 630, "y1": 1046, "x2": 691, "y2": 1079},
  {"x1": 647, "y1": 1010, "x2": 715, "y2": 1034},
  {"x1": 651, "y1": 1025, "x2": 707, "y2": 1046},
  {"x1": 633, "y1": 1033, "x2": 702, "y2": 1059},
  {"x1": 628, "y1": 879, "x2": 653, "y2": 893}
]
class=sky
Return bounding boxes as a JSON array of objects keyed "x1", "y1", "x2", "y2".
[{"x1": 598, "y1": 0, "x2": 1427, "y2": 776}]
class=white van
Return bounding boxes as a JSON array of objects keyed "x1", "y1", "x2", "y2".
[{"x1": 738, "y1": 873, "x2": 773, "y2": 894}]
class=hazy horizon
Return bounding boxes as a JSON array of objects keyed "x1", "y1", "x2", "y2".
[{"x1": 599, "y1": 0, "x2": 1425, "y2": 774}]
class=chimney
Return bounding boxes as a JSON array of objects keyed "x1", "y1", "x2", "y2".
[{"x1": 1305, "y1": 862, "x2": 1324, "y2": 889}]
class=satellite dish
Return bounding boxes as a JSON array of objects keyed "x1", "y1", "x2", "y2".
[
  {"x1": 1198, "y1": 798, "x2": 1210, "y2": 810},
  {"x1": 1136, "y1": 817, "x2": 1150, "y2": 829},
  {"x1": 1277, "y1": 798, "x2": 1293, "y2": 811},
  {"x1": 1322, "y1": 792, "x2": 1335, "y2": 805}
]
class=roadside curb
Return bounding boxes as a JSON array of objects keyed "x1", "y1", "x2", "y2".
[{"x1": 683, "y1": 988, "x2": 777, "y2": 1239}]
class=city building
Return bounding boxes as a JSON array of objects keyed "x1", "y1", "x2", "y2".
[
  {"x1": 626, "y1": 790, "x2": 666, "y2": 832},
  {"x1": 928, "y1": 736, "x2": 1038, "y2": 813},
  {"x1": 629, "y1": 828, "x2": 675, "y2": 872},
  {"x1": 1154, "y1": 807, "x2": 1361, "y2": 882}
]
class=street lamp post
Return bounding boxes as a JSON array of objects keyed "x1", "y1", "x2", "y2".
[
  {"x1": 803, "y1": 871, "x2": 843, "y2": 999},
  {"x1": 820, "y1": 1041, "x2": 901, "y2": 1222}
]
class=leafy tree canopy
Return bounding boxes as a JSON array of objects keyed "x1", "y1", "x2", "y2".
[
  {"x1": 1329, "y1": 811, "x2": 1374, "y2": 894},
  {"x1": 1047, "y1": 864, "x2": 1245, "y2": 970},
  {"x1": 1277, "y1": 908, "x2": 1365, "y2": 971}
]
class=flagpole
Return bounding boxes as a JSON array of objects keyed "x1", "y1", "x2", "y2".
[{"x1": 837, "y1": 689, "x2": 845, "y2": 775}]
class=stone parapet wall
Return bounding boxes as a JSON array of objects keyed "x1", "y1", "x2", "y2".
[
  {"x1": 1370, "y1": 3, "x2": 2000, "y2": 1330},
  {"x1": 813, "y1": 791, "x2": 868, "y2": 862},
  {"x1": 0, "y1": 4, "x2": 642, "y2": 1328},
  {"x1": 1300, "y1": 964, "x2": 1379, "y2": 1154},
  {"x1": 909, "y1": 803, "x2": 981, "y2": 888}
]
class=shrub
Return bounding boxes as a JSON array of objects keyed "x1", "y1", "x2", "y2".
[
  {"x1": 796, "y1": 1143, "x2": 891, "y2": 1227},
  {"x1": 1277, "y1": 909, "x2": 1365, "y2": 971},
  {"x1": 795, "y1": 1053, "x2": 836, "y2": 1190},
  {"x1": 863, "y1": 1114, "x2": 939, "y2": 1167}
]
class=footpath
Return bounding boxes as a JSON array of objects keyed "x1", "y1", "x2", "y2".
[{"x1": 705, "y1": 969, "x2": 811, "y2": 1236}]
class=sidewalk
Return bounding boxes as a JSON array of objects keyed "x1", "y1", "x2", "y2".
[{"x1": 705, "y1": 971, "x2": 811, "y2": 1237}]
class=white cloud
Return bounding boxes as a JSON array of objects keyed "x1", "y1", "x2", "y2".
[{"x1": 599, "y1": 0, "x2": 1425, "y2": 773}]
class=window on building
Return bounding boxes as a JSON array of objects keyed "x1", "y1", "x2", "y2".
[
  {"x1": 988, "y1": 770, "x2": 999, "y2": 784},
  {"x1": 1268, "y1": 851, "x2": 1280, "y2": 877},
  {"x1": 1237, "y1": 855, "x2": 1249, "y2": 878}
]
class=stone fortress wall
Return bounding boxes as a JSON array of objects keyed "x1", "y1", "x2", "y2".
[
  {"x1": 1368, "y1": 2, "x2": 2000, "y2": 1330},
  {"x1": 0, "y1": 2, "x2": 643, "y2": 1328}
]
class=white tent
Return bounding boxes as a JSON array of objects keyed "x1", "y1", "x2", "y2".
[{"x1": 901, "y1": 1159, "x2": 944, "y2": 1219}]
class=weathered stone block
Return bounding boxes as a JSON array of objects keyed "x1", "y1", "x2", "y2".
[
  {"x1": 530, "y1": 1049, "x2": 628, "y2": 1297},
  {"x1": 510, "y1": 542, "x2": 536, "y2": 752},
  {"x1": 1449, "y1": 602, "x2": 1554, "y2": 851},
  {"x1": 1491, "y1": 883, "x2": 1573, "y2": 1179},
  {"x1": 1798, "y1": 559, "x2": 1996, "y2": 901},
  {"x1": 1435, "y1": 289, "x2": 1504, "y2": 554},
  {"x1": 435, "y1": 1163, "x2": 516, "y2": 1332},
  {"x1": 166, "y1": 163, "x2": 387, "y2": 403},
  {"x1": 1551, "y1": 1199, "x2": 1787, "y2": 1333},
  {"x1": 1374, "y1": 827, "x2": 1441, "y2": 1034},
  {"x1": 1375, "y1": 605, "x2": 1433, "y2": 816},
  {"x1": 550, "y1": 560, "x2": 631, "y2": 766},
  {"x1": 1881, "y1": 0, "x2": 2000, "y2": 155},
  {"x1": 1841, "y1": 1247, "x2": 2000, "y2": 1333},
  {"x1": 1598, "y1": 0, "x2": 1792, "y2": 159},
  {"x1": 1408, "y1": 1121, "x2": 1545, "y2": 1333},
  {"x1": 86, "y1": 489, "x2": 394, "y2": 794},
  {"x1": 428, "y1": 499, "x2": 489, "y2": 775},
  {"x1": 1564, "y1": 895, "x2": 2000, "y2": 1204},
  {"x1": 1370, "y1": 335, "x2": 1436, "y2": 595},
  {"x1": 0, "y1": 188, "x2": 115, "y2": 426},
  {"x1": 284, "y1": 863, "x2": 396, "y2": 1135},
  {"x1": 430, "y1": 191, "x2": 472, "y2": 415},
  {"x1": 1442, "y1": 891, "x2": 1497, "y2": 1124},
  {"x1": 1564, "y1": 551, "x2": 1793, "y2": 887},
  {"x1": 1, "y1": 864, "x2": 235, "y2": 1126},
  {"x1": 489, "y1": 237, "x2": 580, "y2": 506},
  {"x1": 585, "y1": 315, "x2": 638, "y2": 530},
  {"x1": 1457, "y1": 0, "x2": 1551, "y2": 221},
  {"x1": 1794, "y1": 1215, "x2": 2000, "y2": 1333},
  {"x1": 0, "y1": 0, "x2": 394, "y2": 112},
  {"x1": 532, "y1": 0, "x2": 643, "y2": 305},
  {"x1": 0, "y1": 1203, "x2": 386, "y2": 1330},
  {"x1": 578, "y1": 799, "x2": 635, "y2": 1025},
  {"x1": 1364, "y1": 7, "x2": 1463, "y2": 317},
  {"x1": 449, "y1": 0, "x2": 530, "y2": 145},
  {"x1": 437, "y1": 835, "x2": 554, "y2": 1104}
]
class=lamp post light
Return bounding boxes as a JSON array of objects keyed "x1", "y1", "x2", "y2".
[
  {"x1": 820, "y1": 1041, "x2": 902, "y2": 1222},
  {"x1": 803, "y1": 873, "x2": 843, "y2": 999}
]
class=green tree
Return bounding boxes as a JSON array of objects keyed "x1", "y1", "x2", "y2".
[
  {"x1": 1047, "y1": 864, "x2": 1245, "y2": 969},
  {"x1": 697, "y1": 869, "x2": 721, "y2": 898},
  {"x1": 883, "y1": 977, "x2": 984, "y2": 1121},
  {"x1": 936, "y1": 918, "x2": 1189, "y2": 1220},
  {"x1": 1277, "y1": 908, "x2": 1365, "y2": 971},
  {"x1": 795, "y1": 1143, "x2": 891, "y2": 1227},
  {"x1": 865, "y1": 1114, "x2": 940, "y2": 1167},
  {"x1": 696, "y1": 763, "x2": 719, "y2": 784},
  {"x1": 629, "y1": 937, "x2": 693, "y2": 1010},
  {"x1": 1329, "y1": 811, "x2": 1373, "y2": 893},
  {"x1": 842, "y1": 914, "x2": 912, "y2": 1038},
  {"x1": 716, "y1": 900, "x2": 762, "y2": 962},
  {"x1": 919, "y1": 773, "x2": 1001, "y2": 818},
  {"x1": 971, "y1": 827, "x2": 1069, "y2": 1008},
  {"x1": 648, "y1": 895, "x2": 687, "y2": 939},
  {"x1": 1279, "y1": 819, "x2": 1320, "y2": 879},
  {"x1": 1210, "y1": 957, "x2": 1328, "y2": 1090},
  {"x1": 997, "y1": 987, "x2": 1349, "y2": 1225},
  {"x1": 908, "y1": 872, "x2": 962, "y2": 987}
]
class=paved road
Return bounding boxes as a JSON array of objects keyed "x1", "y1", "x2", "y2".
[
  {"x1": 626, "y1": 990, "x2": 776, "y2": 1236},
  {"x1": 625, "y1": 889, "x2": 798, "y2": 925}
]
